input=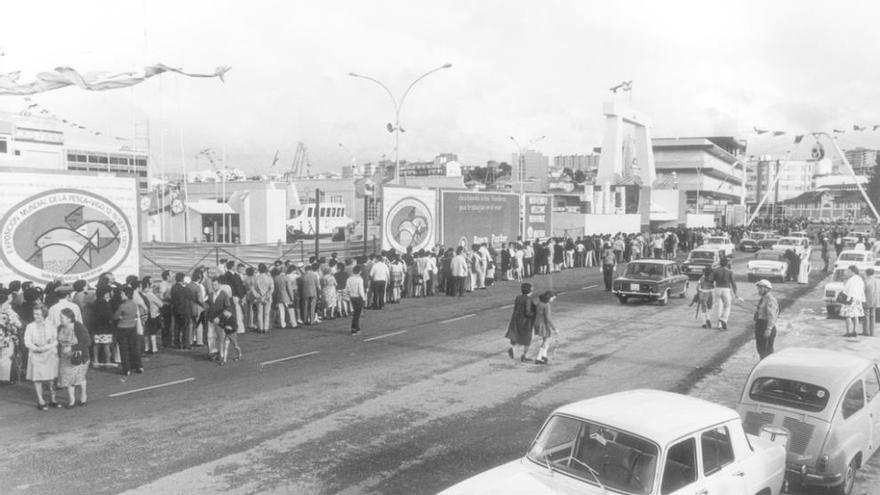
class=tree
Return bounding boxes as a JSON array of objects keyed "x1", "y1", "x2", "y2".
[
  {"x1": 573, "y1": 169, "x2": 587, "y2": 183},
  {"x1": 498, "y1": 162, "x2": 512, "y2": 177}
]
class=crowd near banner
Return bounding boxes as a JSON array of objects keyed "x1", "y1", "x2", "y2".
[
  {"x1": 441, "y1": 191, "x2": 519, "y2": 249},
  {"x1": 523, "y1": 194, "x2": 552, "y2": 241},
  {"x1": 0, "y1": 171, "x2": 140, "y2": 284},
  {"x1": 381, "y1": 186, "x2": 437, "y2": 253}
]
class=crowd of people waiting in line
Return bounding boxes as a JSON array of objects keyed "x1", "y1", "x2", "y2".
[{"x1": 1, "y1": 220, "x2": 876, "y2": 409}]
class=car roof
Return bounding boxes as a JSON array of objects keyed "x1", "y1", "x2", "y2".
[
  {"x1": 629, "y1": 259, "x2": 676, "y2": 265},
  {"x1": 554, "y1": 389, "x2": 738, "y2": 446},
  {"x1": 749, "y1": 348, "x2": 873, "y2": 391},
  {"x1": 838, "y1": 250, "x2": 869, "y2": 257}
]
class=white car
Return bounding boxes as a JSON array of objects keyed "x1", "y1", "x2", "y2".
[
  {"x1": 440, "y1": 389, "x2": 786, "y2": 495},
  {"x1": 772, "y1": 237, "x2": 811, "y2": 256},
  {"x1": 825, "y1": 265, "x2": 880, "y2": 317},
  {"x1": 701, "y1": 235, "x2": 735, "y2": 258},
  {"x1": 746, "y1": 251, "x2": 789, "y2": 282},
  {"x1": 834, "y1": 250, "x2": 876, "y2": 272}
]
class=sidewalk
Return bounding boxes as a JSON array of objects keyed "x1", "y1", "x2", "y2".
[{"x1": 689, "y1": 274, "x2": 880, "y2": 494}]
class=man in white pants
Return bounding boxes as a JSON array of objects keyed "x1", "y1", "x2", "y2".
[{"x1": 710, "y1": 258, "x2": 741, "y2": 330}]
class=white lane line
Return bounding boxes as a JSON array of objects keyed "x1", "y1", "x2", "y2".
[
  {"x1": 441, "y1": 314, "x2": 477, "y2": 324},
  {"x1": 260, "y1": 351, "x2": 320, "y2": 367},
  {"x1": 363, "y1": 330, "x2": 408, "y2": 342},
  {"x1": 557, "y1": 291, "x2": 568, "y2": 295},
  {"x1": 500, "y1": 304, "x2": 514, "y2": 310},
  {"x1": 108, "y1": 377, "x2": 196, "y2": 398},
  {"x1": 581, "y1": 284, "x2": 598, "y2": 290}
]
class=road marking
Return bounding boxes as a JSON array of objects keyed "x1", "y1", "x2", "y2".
[
  {"x1": 500, "y1": 304, "x2": 514, "y2": 309},
  {"x1": 260, "y1": 351, "x2": 320, "y2": 367},
  {"x1": 557, "y1": 291, "x2": 567, "y2": 295},
  {"x1": 581, "y1": 284, "x2": 598, "y2": 290},
  {"x1": 441, "y1": 314, "x2": 477, "y2": 324},
  {"x1": 363, "y1": 330, "x2": 408, "y2": 342},
  {"x1": 108, "y1": 377, "x2": 195, "y2": 398}
]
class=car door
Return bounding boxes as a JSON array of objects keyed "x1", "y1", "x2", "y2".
[
  {"x1": 865, "y1": 365, "x2": 880, "y2": 455},
  {"x1": 671, "y1": 263, "x2": 686, "y2": 294},
  {"x1": 661, "y1": 437, "x2": 705, "y2": 495},
  {"x1": 841, "y1": 379, "x2": 872, "y2": 461},
  {"x1": 698, "y1": 426, "x2": 746, "y2": 495}
]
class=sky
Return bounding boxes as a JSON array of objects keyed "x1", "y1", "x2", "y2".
[{"x1": 4, "y1": 0, "x2": 880, "y2": 175}]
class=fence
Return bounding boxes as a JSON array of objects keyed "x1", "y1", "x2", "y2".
[{"x1": 140, "y1": 238, "x2": 380, "y2": 279}]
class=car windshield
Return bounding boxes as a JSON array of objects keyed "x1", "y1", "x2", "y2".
[
  {"x1": 625, "y1": 263, "x2": 664, "y2": 278},
  {"x1": 527, "y1": 415, "x2": 658, "y2": 495},
  {"x1": 707, "y1": 237, "x2": 727, "y2": 244},
  {"x1": 751, "y1": 233, "x2": 767, "y2": 240},
  {"x1": 689, "y1": 251, "x2": 715, "y2": 260},
  {"x1": 833, "y1": 269, "x2": 849, "y2": 282},
  {"x1": 749, "y1": 377, "x2": 830, "y2": 412},
  {"x1": 839, "y1": 253, "x2": 865, "y2": 262}
]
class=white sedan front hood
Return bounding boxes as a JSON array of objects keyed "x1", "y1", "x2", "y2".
[{"x1": 439, "y1": 458, "x2": 600, "y2": 495}]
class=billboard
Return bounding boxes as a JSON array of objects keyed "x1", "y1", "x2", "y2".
[
  {"x1": 523, "y1": 194, "x2": 552, "y2": 240},
  {"x1": 381, "y1": 186, "x2": 437, "y2": 253},
  {"x1": 441, "y1": 192, "x2": 519, "y2": 248},
  {"x1": 0, "y1": 171, "x2": 140, "y2": 284}
]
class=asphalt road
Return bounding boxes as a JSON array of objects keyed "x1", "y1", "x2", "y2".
[{"x1": 0, "y1": 254, "x2": 820, "y2": 495}]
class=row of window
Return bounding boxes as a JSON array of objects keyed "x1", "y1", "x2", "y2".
[
  {"x1": 67, "y1": 152, "x2": 147, "y2": 167},
  {"x1": 67, "y1": 164, "x2": 147, "y2": 177},
  {"x1": 290, "y1": 207, "x2": 347, "y2": 218}
]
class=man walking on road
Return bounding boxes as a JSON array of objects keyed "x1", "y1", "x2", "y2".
[
  {"x1": 601, "y1": 243, "x2": 616, "y2": 291},
  {"x1": 710, "y1": 258, "x2": 741, "y2": 330},
  {"x1": 753, "y1": 279, "x2": 779, "y2": 359},
  {"x1": 864, "y1": 268, "x2": 879, "y2": 336}
]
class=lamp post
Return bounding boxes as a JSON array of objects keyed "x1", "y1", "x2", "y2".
[
  {"x1": 349, "y1": 63, "x2": 453, "y2": 184},
  {"x1": 509, "y1": 135, "x2": 546, "y2": 195}
]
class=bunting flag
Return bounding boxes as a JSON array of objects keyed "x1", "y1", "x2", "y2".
[
  {"x1": 874, "y1": 125, "x2": 880, "y2": 131},
  {"x1": 609, "y1": 80, "x2": 632, "y2": 93},
  {"x1": 18, "y1": 99, "x2": 131, "y2": 141},
  {"x1": 854, "y1": 124, "x2": 867, "y2": 131},
  {"x1": 0, "y1": 63, "x2": 231, "y2": 96},
  {"x1": 772, "y1": 131, "x2": 786, "y2": 136},
  {"x1": 833, "y1": 129, "x2": 846, "y2": 133},
  {"x1": 794, "y1": 135, "x2": 805, "y2": 144},
  {"x1": 753, "y1": 127, "x2": 769, "y2": 134},
  {"x1": 753, "y1": 122, "x2": 880, "y2": 145}
]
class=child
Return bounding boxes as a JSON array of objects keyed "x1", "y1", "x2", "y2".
[{"x1": 214, "y1": 308, "x2": 242, "y2": 365}]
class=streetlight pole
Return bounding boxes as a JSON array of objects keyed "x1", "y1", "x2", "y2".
[
  {"x1": 349, "y1": 63, "x2": 453, "y2": 184},
  {"x1": 509, "y1": 135, "x2": 546, "y2": 195}
]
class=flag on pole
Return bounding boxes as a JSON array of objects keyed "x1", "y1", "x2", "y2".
[
  {"x1": 794, "y1": 135, "x2": 805, "y2": 144},
  {"x1": 854, "y1": 124, "x2": 867, "y2": 131},
  {"x1": 873, "y1": 125, "x2": 880, "y2": 131},
  {"x1": 833, "y1": 129, "x2": 846, "y2": 134},
  {"x1": 609, "y1": 80, "x2": 632, "y2": 93}
]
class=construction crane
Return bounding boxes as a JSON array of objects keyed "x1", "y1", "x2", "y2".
[{"x1": 286, "y1": 142, "x2": 310, "y2": 180}]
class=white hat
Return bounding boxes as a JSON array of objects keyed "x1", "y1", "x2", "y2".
[{"x1": 755, "y1": 279, "x2": 772, "y2": 289}]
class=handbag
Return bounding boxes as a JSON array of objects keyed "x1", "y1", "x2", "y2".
[
  {"x1": 70, "y1": 350, "x2": 84, "y2": 366},
  {"x1": 836, "y1": 291, "x2": 851, "y2": 305}
]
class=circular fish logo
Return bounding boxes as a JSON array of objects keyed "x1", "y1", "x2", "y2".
[
  {"x1": 0, "y1": 189, "x2": 132, "y2": 283},
  {"x1": 384, "y1": 197, "x2": 433, "y2": 252}
]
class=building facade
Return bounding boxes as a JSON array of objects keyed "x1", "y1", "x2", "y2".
[
  {"x1": 746, "y1": 159, "x2": 814, "y2": 203},
  {"x1": 844, "y1": 147, "x2": 879, "y2": 177}
]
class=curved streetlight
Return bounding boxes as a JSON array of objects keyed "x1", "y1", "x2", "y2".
[
  {"x1": 349, "y1": 63, "x2": 453, "y2": 183},
  {"x1": 509, "y1": 135, "x2": 546, "y2": 195}
]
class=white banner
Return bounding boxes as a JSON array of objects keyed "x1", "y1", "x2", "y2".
[
  {"x1": 0, "y1": 171, "x2": 140, "y2": 284},
  {"x1": 381, "y1": 186, "x2": 437, "y2": 253}
]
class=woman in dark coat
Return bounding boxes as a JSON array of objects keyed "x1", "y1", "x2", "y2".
[
  {"x1": 505, "y1": 283, "x2": 535, "y2": 362},
  {"x1": 500, "y1": 243, "x2": 510, "y2": 280}
]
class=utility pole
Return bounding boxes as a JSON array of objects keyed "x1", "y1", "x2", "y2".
[{"x1": 314, "y1": 188, "x2": 321, "y2": 259}]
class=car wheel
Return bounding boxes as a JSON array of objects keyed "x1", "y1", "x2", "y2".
[
  {"x1": 617, "y1": 295, "x2": 627, "y2": 304},
  {"x1": 658, "y1": 289, "x2": 669, "y2": 306},
  {"x1": 832, "y1": 458, "x2": 857, "y2": 495}
]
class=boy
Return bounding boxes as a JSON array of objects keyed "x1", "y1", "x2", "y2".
[{"x1": 214, "y1": 307, "x2": 242, "y2": 365}]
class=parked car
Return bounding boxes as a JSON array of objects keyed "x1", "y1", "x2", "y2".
[
  {"x1": 612, "y1": 259, "x2": 688, "y2": 305},
  {"x1": 701, "y1": 235, "x2": 735, "y2": 258},
  {"x1": 833, "y1": 249, "x2": 876, "y2": 272},
  {"x1": 746, "y1": 251, "x2": 789, "y2": 283},
  {"x1": 789, "y1": 231, "x2": 810, "y2": 240},
  {"x1": 738, "y1": 348, "x2": 880, "y2": 495},
  {"x1": 738, "y1": 237, "x2": 761, "y2": 252},
  {"x1": 681, "y1": 248, "x2": 722, "y2": 279},
  {"x1": 441, "y1": 389, "x2": 786, "y2": 495},
  {"x1": 825, "y1": 267, "x2": 880, "y2": 317},
  {"x1": 772, "y1": 237, "x2": 811, "y2": 256},
  {"x1": 758, "y1": 235, "x2": 781, "y2": 250}
]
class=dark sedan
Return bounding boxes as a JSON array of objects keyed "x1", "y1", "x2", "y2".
[
  {"x1": 612, "y1": 259, "x2": 688, "y2": 305},
  {"x1": 738, "y1": 238, "x2": 761, "y2": 252}
]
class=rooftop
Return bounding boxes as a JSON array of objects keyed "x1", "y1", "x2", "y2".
[
  {"x1": 554, "y1": 389, "x2": 738, "y2": 446},
  {"x1": 750, "y1": 347, "x2": 872, "y2": 394}
]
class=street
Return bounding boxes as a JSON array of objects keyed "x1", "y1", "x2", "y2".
[{"x1": 0, "y1": 256, "x2": 852, "y2": 494}]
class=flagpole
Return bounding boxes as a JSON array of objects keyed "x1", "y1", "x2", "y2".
[
  {"x1": 180, "y1": 130, "x2": 190, "y2": 243},
  {"x1": 222, "y1": 145, "x2": 228, "y2": 243}
]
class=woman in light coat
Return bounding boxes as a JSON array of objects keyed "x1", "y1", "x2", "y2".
[
  {"x1": 24, "y1": 303, "x2": 60, "y2": 410},
  {"x1": 842, "y1": 265, "x2": 866, "y2": 337}
]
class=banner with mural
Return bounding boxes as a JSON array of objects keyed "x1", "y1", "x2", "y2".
[
  {"x1": 0, "y1": 171, "x2": 139, "y2": 284},
  {"x1": 523, "y1": 194, "x2": 552, "y2": 241},
  {"x1": 441, "y1": 192, "x2": 519, "y2": 248},
  {"x1": 381, "y1": 186, "x2": 437, "y2": 253}
]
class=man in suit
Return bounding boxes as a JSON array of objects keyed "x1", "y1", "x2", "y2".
[
  {"x1": 206, "y1": 278, "x2": 232, "y2": 360},
  {"x1": 170, "y1": 272, "x2": 193, "y2": 349},
  {"x1": 299, "y1": 265, "x2": 320, "y2": 325},
  {"x1": 219, "y1": 261, "x2": 247, "y2": 334},
  {"x1": 187, "y1": 270, "x2": 207, "y2": 347}
]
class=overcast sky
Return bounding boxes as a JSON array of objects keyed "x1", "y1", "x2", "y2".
[{"x1": 3, "y1": 0, "x2": 880, "y2": 174}]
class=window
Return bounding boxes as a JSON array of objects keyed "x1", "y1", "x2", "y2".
[
  {"x1": 98, "y1": 155, "x2": 108, "y2": 164},
  {"x1": 135, "y1": 158, "x2": 147, "y2": 166},
  {"x1": 109, "y1": 157, "x2": 119, "y2": 165},
  {"x1": 66, "y1": 152, "x2": 76, "y2": 161},
  {"x1": 662, "y1": 438, "x2": 697, "y2": 494},
  {"x1": 77, "y1": 154, "x2": 86, "y2": 162},
  {"x1": 330, "y1": 194, "x2": 344, "y2": 203},
  {"x1": 749, "y1": 377, "x2": 830, "y2": 412},
  {"x1": 842, "y1": 381, "x2": 865, "y2": 419},
  {"x1": 868, "y1": 368, "x2": 880, "y2": 402},
  {"x1": 701, "y1": 427, "x2": 735, "y2": 475}
]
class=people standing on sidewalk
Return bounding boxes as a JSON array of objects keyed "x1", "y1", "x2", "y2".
[
  {"x1": 710, "y1": 258, "x2": 741, "y2": 330},
  {"x1": 24, "y1": 303, "x2": 61, "y2": 410},
  {"x1": 533, "y1": 291, "x2": 558, "y2": 365},
  {"x1": 369, "y1": 255, "x2": 389, "y2": 308},
  {"x1": 113, "y1": 286, "x2": 143, "y2": 376},
  {"x1": 57, "y1": 308, "x2": 90, "y2": 408},
  {"x1": 505, "y1": 283, "x2": 536, "y2": 362},
  {"x1": 451, "y1": 248, "x2": 468, "y2": 297},
  {"x1": 347, "y1": 266, "x2": 366, "y2": 335},
  {"x1": 841, "y1": 265, "x2": 866, "y2": 337},
  {"x1": 864, "y1": 268, "x2": 879, "y2": 337},
  {"x1": 601, "y1": 243, "x2": 616, "y2": 291},
  {"x1": 752, "y1": 279, "x2": 779, "y2": 360}
]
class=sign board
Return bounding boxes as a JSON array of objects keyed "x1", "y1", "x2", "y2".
[
  {"x1": 0, "y1": 171, "x2": 139, "y2": 284},
  {"x1": 523, "y1": 194, "x2": 552, "y2": 240},
  {"x1": 382, "y1": 186, "x2": 437, "y2": 253},
  {"x1": 441, "y1": 191, "x2": 519, "y2": 248}
]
